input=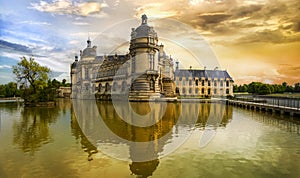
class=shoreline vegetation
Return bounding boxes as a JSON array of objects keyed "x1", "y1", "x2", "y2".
[{"x1": 3, "y1": 56, "x2": 71, "y2": 107}]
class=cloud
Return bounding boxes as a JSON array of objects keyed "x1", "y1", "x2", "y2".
[
  {"x1": 18, "y1": 21, "x2": 51, "y2": 26},
  {"x1": 30, "y1": 0, "x2": 108, "y2": 16},
  {"x1": 0, "y1": 65, "x2": 11, "y2": 69},
  {"x1": 151, "y1": 0, "x2": 299, "y2": 44},
  {"x1": 0, "y1": 39, "x2": 32, "y2": 53},
  {"x1": 72, "y1": 22, "x2": 90, "y2": 26},
  {"x1": 235, "y1": 29, "x2": 300, "y2": 44},
  {"x1": 135, "y1": 3, "x2": 178, "y2": 18}
]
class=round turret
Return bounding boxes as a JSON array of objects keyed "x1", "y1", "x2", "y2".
[{"x1": 129, "y1": 14, "x2": 159, "y2": 54}]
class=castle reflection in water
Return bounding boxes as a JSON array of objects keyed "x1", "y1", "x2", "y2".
[{"x1": 71, "y1": 101, "x2": 233, "y2": 177}]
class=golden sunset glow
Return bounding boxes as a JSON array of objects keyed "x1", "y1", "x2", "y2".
[
  {"x1": 132, "y1": 0, "x2": 300, "y2": 84},
  {"x1": 0, "y1": 0, "x2": 299, "y2": 85}
]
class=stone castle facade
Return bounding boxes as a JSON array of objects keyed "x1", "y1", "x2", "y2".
[{"x1": 70, "y1": 15, "x2": 233, "y2": 101}]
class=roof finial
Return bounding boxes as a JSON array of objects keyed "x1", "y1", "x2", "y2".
[
  {"x1": 141, "y1": 14, "x2": 147, "y2": 25},
  {"x1": 87, "y1": 35, "x2": 91, "y2": 48}
]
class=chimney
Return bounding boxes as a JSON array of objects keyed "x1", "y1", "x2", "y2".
[{"x1": 175, "y1": 61, "x2": 179, "y2": 70}]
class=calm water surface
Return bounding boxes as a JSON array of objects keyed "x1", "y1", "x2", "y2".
[{"x1": 0, "y1": 99, "x2": 299, "y2": 178}]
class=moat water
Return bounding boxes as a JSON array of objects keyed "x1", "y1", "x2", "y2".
[{"x1": 0, "y1": 99, "x2": 299, "y2": 178}]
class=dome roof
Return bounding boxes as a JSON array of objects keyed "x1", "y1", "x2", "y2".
[
  {"x1": 81, "y1": 38, "x2": 96, "y2": 59},
  {"x1": 82, "y1": 47, "x2": 96, "y2": 58},
  {"x1": 131, "y1": 14, "x2": 157, "y2": 39}
]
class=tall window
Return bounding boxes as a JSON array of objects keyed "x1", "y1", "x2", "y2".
[
  {"x1": 195, "y1": 79, "x2": 198, "y2": 86},
  {"x1": 132, "y1": 57, "x2": 136, "y2": 73},
  {"x1": 214, "y1": 89, "x2": 217, "y2": 94},
  {"x1": 202, "y1": 80, "x2": 205, "y2": 86},
  {"x1": 208, "y1": 80, "x2": 211, "y2": 86},
  {"x1": 214, "y1": 80, "x2": 217, "y2": 87},
  {"x1": 149, "y1": 53, "x2": 154, "y2": 70},
  {"x1": 195, "y1": 88, "x2": 199, "y2": 94},
  {"x1": 226, "y1": 81, "x2": 229, "y2": 87},
  {"x1": 201, "y1": 88, "x2": 204, "y2": 94},
  {"x1": 189, "y1": 80, "x2": 192, "y2": 86},
  {"x1": 226, "y1": 89, "x2": 229, "y2": 94},
  {"x1": 208, "y1": 89, "x2": 211, "y2": 95},
  {"x1": 220, "y1": 81, "x2": 223, "y2": 87},
  {"x1": 121, "y1": 81, "x2": 127, "y2": 92},
  {"x1": 85, "y1": 67, "x2": 89, "y2": 79}
]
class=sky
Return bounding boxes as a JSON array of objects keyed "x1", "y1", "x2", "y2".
[{"x1": 0, "y1": 0, "x2": 299, "y2": 85}]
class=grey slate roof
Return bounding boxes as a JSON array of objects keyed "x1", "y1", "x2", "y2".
[{"x1": 175, "y1": 69, "x2": 233, "y2": 80}]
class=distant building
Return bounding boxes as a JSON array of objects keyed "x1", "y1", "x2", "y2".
[
  {"x1": 70, "y1": 15, "x2": 233, "y2": 100},
  {"x1": 174, "y1": 67, "x2": 233, "y2": 97}
]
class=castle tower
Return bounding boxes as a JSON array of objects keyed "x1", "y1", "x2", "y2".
[{"x1": 129, "y1": 14, "x2": 161, "y2": 100}]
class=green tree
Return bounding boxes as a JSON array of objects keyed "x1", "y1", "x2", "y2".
[
  {"x1": 295, "y1": 83, "x2": 300, "y2": 92},
  {"x1": 13, "y1": 57, "x2": 51, "y2": 104},
  {"x1": 62, "y1": 79, "x2": 66, "y2": 86},
  {"x1": 0, "y1": 82, "x2": 21, "y2": 97},
  {"x1": 248, "y1": 82, "x2": 263, "y2": 94},
  {"x1": 233, "y1": 85, "x2": 239, "y2": 92},
  {"x1": 13, "y1": 57, "x2": 50, "y2": 93},
  {"x1": 258, "y1": 84, "x2": 271, "y2": 95}
]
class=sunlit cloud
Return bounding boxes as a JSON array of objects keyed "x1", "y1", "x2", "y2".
[{"x1": 135, "y1": 3, "x2": 178, "y2": 19}]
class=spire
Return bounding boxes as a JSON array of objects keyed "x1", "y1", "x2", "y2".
[
  {"x1": 87, "y1": 37, "x2": 91, "y2": 48},
  {"x1": 141, "y1": 14, "x2": 147, "y2": 25}
]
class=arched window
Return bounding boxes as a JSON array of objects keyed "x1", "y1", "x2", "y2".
[
  {"x1": 189, "y1": 88, "x2": 192, "y2": 94},
  {"x1": 220, "y1": 81, "x2": 223, "y2": 87},
  {"x1": 98, "y1": 84, "x2": 102, "y2": 92},
  {"x1": 201, "y1": 88, "x2": 204, "y2": 94},
  {"x1": 195, "y1": 88, "x2": 199, "y2": 94},
  {"x1": 226, "y1": 89, "x2": 230, "y2": 94},
  {"x1": 150, "y1": 79, "x2": 155, "y2": 91},
  {"x1": 176, "y1": 87, "x2": 180, "y2": 94},
  {"x1": 121, "y1": 81, "x2": 127, "y2": 92},
  {"x1": 226, "y1": 81, "x2": 229, "y2": 87},
  {"x1": 195, "y1": 79, "x2": 198, "y2": 86},
  {"x1": 182, "y1": 88, "x2": 186, "y2": 94},
  {"x1": 112, "y1": 82, "x2": 117, "y2": 91},
  {"x1": 105, "y1": 83, "x2": 110, "y2": 92}
]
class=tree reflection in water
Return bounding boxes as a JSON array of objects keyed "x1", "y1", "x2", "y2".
[
  {"x1": 13, "y1": 105, "x2": 59, "y2": 154},
  {"x1": 72, "y1": 100, "x2": 233, "y2": 177}
]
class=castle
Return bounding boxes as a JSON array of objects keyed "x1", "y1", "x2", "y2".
[{"x1": 70, "y1": 15, "x2": 233, "y2": 101}]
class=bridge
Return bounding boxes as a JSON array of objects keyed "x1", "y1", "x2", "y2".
[{"x1": 227, "y1": 99, "x2": 300, "y2": 117}]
